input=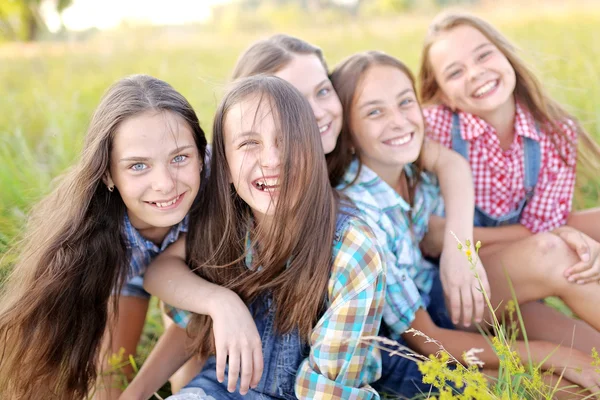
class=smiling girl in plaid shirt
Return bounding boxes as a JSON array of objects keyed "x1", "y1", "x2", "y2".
[
  {"x1": 330, "y1": 50, "x2": 600, "y2": 397},
  {"x1": 419, "y1": 13, "x2": 600, "y2": 352},
  {"x1": 121, "y1": 75, "x2": 387, "y2": 400}
]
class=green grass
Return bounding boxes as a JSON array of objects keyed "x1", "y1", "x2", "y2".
[{"x1": 1, "y1": 3, "x2": 599, "y2": 397}]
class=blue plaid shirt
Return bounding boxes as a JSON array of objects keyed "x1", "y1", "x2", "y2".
[
  {"x1": 338, "y1": 159, "x2": 443, "y2": 340},
  {"x1": 122, "y1": 213, "x2": 189, "y2": 279}
]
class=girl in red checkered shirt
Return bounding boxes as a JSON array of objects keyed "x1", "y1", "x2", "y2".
[{"x1": 418, "y1": 12, "x2": 600, "y2": 352}]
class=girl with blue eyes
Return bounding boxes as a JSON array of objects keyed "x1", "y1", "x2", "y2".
[{"x1": 0, "y1": 75, "x2": 207, "y2": 399}]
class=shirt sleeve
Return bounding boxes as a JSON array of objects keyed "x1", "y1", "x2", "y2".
[
  {"x1": 520, "y1": 119, "x2": 578, "y2": 232},
  {"x1": 163, "y1": 304, "x2": 192, "y2": 329},
  {"x1": 295, "y1": 218, "x2": 384, "y2": 400},
  {"x1": 423, "y1": 105, "x2": 453, "y2": 149}
]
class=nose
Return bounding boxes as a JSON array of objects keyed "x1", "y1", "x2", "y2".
[
  {"x1": 309, "y1": 98, "x2": 326, "y2": 122},
  {"x1": 468, "y1": 64, "x2": 486, "y2": 81},
  {"x1": 391, "y1": 108, "x2": 409, "y2": 128},
  {"x1": 260, "y1": 143, "x2": 281, "y2": 170},
  {"x1": 151, "y1": 165, "x2": 176, "y2": 194}
]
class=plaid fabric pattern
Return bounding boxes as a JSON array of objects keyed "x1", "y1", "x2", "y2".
[
  {"x1": 424, "y1": 103, "x2": 578, "y2": 233},
  {"x1": 338, "y1": 159, "x2": 442, "y2": 340},
  {"x1": 166, "y1": 216, "x2": 385, "y2": 399},
  {"x1": 295, "y1": 216, "x2": 385, "y2": 399},
  {"x1": 122, "y1": 213, "x2": 189, "y2": 279}
]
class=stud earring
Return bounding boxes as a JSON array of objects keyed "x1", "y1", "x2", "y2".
[{"x1": 108, "y1": 185, "x2": 114, "y2": 192}]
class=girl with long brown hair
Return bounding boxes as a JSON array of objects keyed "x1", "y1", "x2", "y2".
[
  {"x1": 419, "y1": 12, "x2": 600, "y2": 349},
  {"x1": 120, "y1": 75, "x2": 386, "y2": 399},
  {"x1": 141, "y1": 37, "x2": 493, "y2": 382},
  {"x1": 331, "y1": 50, "x2": 600, "y2": 398},
  {"x1": 0, "y1": 75, "x2": 207, "y2": 399}
]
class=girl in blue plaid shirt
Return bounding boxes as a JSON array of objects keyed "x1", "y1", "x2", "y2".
[{"x1": 0, "y1": 75, "x2": 207, "y2": 399}]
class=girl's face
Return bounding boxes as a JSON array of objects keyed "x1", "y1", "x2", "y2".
[
  {"x1": 106, "y1": 110, "x2": 201, "y2": 231},
  {"x1": 274, "y1": 54, "x2": 342, "y2": 154},
  {"x1": 428, "y1": 24, "x2": 516, "y2": 119},
  {"x1": 224, "y1": 97, "x2": 281, "y2": 224},
  {"x1": 350, "y1": 65, "x2": 424, "y2": 173}
]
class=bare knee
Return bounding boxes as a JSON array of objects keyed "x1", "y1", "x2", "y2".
[{"x1": 529, "y1": 232, "x2": 578, "y2": 287}]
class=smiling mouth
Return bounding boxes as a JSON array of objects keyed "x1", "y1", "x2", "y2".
[
  {"x1": 253, "y1": 177, "x2": 280, "y2": 192},
  {"x1": 473, "y1": 79, "x2": 499, "y2": 98},
  {"x1": 319, "y1": 122, "x2": 331, "y2": 135},
  {"x1": 383, "y1": 132, "x2": 414, "y2": 146},
  {"x1": 146, "y1": 192, "x2": 185, "y2": 209}
]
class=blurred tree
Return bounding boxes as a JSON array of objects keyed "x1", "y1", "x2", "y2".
[{"x1": 0, "y1": 0, "x2": 72, "y2": 41}]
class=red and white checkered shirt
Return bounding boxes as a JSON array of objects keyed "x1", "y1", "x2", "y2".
[{"x1": 424, "y1": 103, "x2": 578, "y2": 233}]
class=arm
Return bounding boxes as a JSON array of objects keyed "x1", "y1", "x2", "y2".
[
  {"x1": 421, "y1": 140, "x2": 491, "y2": 327},
  {"x1": 406, "y1": 309, "x2": 600, "y2": 390},
  {"x1": 295, "y1": 220, "x2": 385, "y2": 400},
  {"x1": 143, "y1": 236, "x2": 264, "y2": 395},
  {"x1": 473, "y1": 224, "x2": 533, "y2": 246},
  {"x1": 119, "y1": 324, "x2": 192, "y2": 400}
]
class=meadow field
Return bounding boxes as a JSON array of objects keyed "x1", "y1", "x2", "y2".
[{"x1": 1, "y1": 2, "x2": 599, "y2": 397}]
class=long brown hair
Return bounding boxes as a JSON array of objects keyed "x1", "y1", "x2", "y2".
[
  {"x1": 418, "y1": 12, "x2": 600, "y2": 172},
  {"x1": 330, "y1": 51, "x2": 424, "y2": 205},
  {"x1": 0, "y1": 75, "x2": 207, "y2": 399},
  {"x1": 231, "y1": 34, "x2": 347, "y2": 185},
  {"x1": 185, "y1": 75, "x2": 337, "y2": 357}
]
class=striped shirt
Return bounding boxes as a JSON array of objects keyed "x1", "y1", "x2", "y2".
[
  {"x1": 338, "y1": 159, "x2": 443, "y2": 340},
  {"x1": 166, "y1": 215, "x2": 386, "y2": 399},
  {"x1": 122, "y1": 212, "x2": 189, "y2": 279}
]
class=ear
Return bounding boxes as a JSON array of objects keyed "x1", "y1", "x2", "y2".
[{"x1": 102, "y1": 171, "x2": 115, "y2": 190}]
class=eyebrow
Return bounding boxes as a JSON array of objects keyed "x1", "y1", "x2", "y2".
[
  {"x1": 118, "y1": 144, "x2": 195, "y2": 163},
  {"x1": 443, "y1": 42, "x2": 493, "y2": 73},
  {"x1": 358, "y1": 89, "x2": 413, "y2": 109}
]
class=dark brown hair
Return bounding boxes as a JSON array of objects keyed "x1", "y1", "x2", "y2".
[
  {"x1": 0, "y1": 75, "x2": 207, "y2": 399},
  {"x1": 185, "y1": 75, "x2": 337, "y2": 357},
  {"x1": 418, "y1": 12, "x2": 600, "y2": 172},
  {"x1": 329, "y1": 51, "x2": 424, "y2": 204}
]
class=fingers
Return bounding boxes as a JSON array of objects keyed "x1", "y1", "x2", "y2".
[
  {"x1": 460, "y1": 286, "x2": 474, "y2": 327},
  {"x1": 215, "y1": 345, "x2": 227, "y2": 383},
  {"x1": 471, "y1": 284, "x2": 485, "y2": 325},
  {"x1": 227, "y1": 349, "x2": 240, "y2": 393},
  {"x1": 238, "y1": 346, "x2": 253, "y2": 395},
  {"x1": 567, "y1": 264, "x2": 600, "y2": 284},
  {"x1": 559, "y1": 231, "x2": 590, "y2": 262},
  {"x1": 251, "y1": 346, "x2": 264, "y2": 389},
  {"x1": 448, "y1": 286, "x2": 462, "y2": 325}
]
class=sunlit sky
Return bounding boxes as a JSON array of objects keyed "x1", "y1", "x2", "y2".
[{"x1": 42, "y1": 0, "x2": 231, "y2": 31}]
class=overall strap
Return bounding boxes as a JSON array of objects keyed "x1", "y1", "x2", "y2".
[
  {"x1": 522, "y1": 129, "x2": 541, "y2": 201},
  {"x1": 334, "y1": 200, "x2": 359, "y2": 243},
  {"x1": 450, "y1": 112, "x2": 469, "y2": 159}
]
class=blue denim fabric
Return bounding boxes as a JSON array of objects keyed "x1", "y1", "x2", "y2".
[
  {"x1": 373, "y1": 269, "x2": 455, "y2": 399},
  {"x1": 168, "y1": 207, "x2": 356, "y2": 400},
  {"x1": 450, "y1": 112, "x2": 541, "y2": 227},
  {"x1": 120, "y1": 275, "x2": 151, "y2": 300}
]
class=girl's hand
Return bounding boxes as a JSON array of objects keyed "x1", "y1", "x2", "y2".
[
  {"x1": 554, "y1": 226, "x2": 600, "y2": 284},
  {"x1": 421, "y1": 215, "x2": 446, "y2": 258},
  {"x1": 554, "y1": 348, "x2": 600, "y2": 396},
  {"x1": 209, "y1": 288, "x2": 264, "y2": 395},
  {"x1": 440, "y1": 248, "x2": 491, "y2": 328}
]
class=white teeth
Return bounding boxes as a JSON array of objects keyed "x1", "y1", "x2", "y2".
[
  {"x1": 153, "y1": 195, "x2": 180, "y2": 208},
  {"x1": 474, "y1": 80, "x2": 498, "y2": 98},
  {"x1": 254, "y1": 178, "x2": 279, "y2": 191},
  {"x1": 386, "y1": 134, "x2": 411, "y2": 146},
  {"x1": 319, "y1": 123, "x2": 330, "y2": 134}
]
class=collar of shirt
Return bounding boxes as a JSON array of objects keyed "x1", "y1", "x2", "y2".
[
  {"x1": 342, "y1": 158, "x2": 419, "y2": 213},
  {"x1": 458, "y1": 101, "x2": 541, "y2": 142},
  {"x1": 122, "y1": 212, "x2": 189, "y2": 254}
]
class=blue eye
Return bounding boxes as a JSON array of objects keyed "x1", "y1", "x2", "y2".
[
  {"x1": 240, "y1": 140, "x2": 259, "y2": 148},
  {"x1": 130, "y1": 163, "x2": 147, "y2": 171},
  {"x1": 173, "y1": 154, "x2": 188, "y2": 163},
  {"x1": 399, "y1": 98, "x2": 415, "y2": 107},
  {"x1": 367, "y1": 109, "x2": 381, "y2": 117},
  {"x1": 317, "y1": 87, "x2": 330, "y2": 97},
  {"x1": 478, "y1": 51, "x2": 492, "y2": 61},
  {"x1": 447, "y1": 69, "x2": 462, "y2": 79}
]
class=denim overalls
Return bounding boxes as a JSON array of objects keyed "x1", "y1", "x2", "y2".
[
  {"x1": 451, "y1": 113, "x2": 541, "y2": 227},
  {"x1": 169, "y1": 207, "x2": 358, "y2": 400}
]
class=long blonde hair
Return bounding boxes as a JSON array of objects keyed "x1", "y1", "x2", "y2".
[{"x1": 419, "y1": 12, "x2": 600, "y2": 173}]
